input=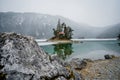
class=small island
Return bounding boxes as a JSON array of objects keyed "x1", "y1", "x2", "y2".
[{"x1": 49, "y1": 19, "x2": 73, "y2": 42}]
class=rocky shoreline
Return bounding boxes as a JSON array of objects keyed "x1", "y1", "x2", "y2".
[
  {"x1": 47, "y1": 39, "x2": 72, "y2": 44},
  {"x1": 0, "y1": 32, "x2": 120, "y2": 80}
]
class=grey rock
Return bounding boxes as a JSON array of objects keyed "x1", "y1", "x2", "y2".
[
  {"x1": 0, "y1": 32, "x2": 69, "y2": 80},
  {"x1": 74, "y1": 72, "x2": 81, "y2": 80},
  {"x1": 55, "y1": 76, "x2": 66, "y2": 80},
  {"x1": 70, "y1": 58, "x2": 87, "y2": 70}
]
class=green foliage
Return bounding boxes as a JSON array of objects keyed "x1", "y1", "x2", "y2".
[
  {"x1": 52, "y1": 19, "x2": 73, "y2": 40},
  {"x1": 57, "y1": 19, "x2": 62, "y2": 32},
  {"x1": 53, "y1": 43, "x2": 73, "y2": 60}
]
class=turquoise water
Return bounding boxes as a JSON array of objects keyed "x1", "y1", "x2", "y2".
[{"x1": 40, "y1": 40, "x2": 120, "y2": 61}]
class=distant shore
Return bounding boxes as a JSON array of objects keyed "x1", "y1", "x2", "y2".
[
  {"x1": 36, "y1": 38, "x2": 117, "y2": 42},
  {"x1": 36, "y1": 38, "x2": 118, "y2": 45}
]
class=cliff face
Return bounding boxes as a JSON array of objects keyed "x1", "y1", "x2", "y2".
[{"x1": 0, "y1": 32, "x2": 70, "y2": 80}]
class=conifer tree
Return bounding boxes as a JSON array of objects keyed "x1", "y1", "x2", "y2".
[
  {"x1": 57, "y1": 19, "x2": 62, "y2": 32},
  {"x1": 52, "y1": 19, "x2": 73, "y2": 40},
  {"x1": 53, "y1": 28, "x2": 57, "y2": 38}
]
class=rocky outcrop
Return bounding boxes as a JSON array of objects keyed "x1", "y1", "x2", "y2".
[
  {"x1": 0, "y1": 32, "x2": 70, "y2": 80},
  {"x1": 0, "y1": 32, "x2": 120, "y2": 80}
]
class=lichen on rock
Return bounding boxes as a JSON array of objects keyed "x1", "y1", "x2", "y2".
[{"x1": 0, "y1": 32, "x2": 70, "y2": 80}]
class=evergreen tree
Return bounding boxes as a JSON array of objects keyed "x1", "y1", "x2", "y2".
[
  {"x1": 57, "y1": 19, "x2": 62, "y2": 32},
  {"x1": 64, "y1": 26, "x2": 73, "y2": 39},
  {"x1": 51, "y1": 19, "x2": 73, "y2": 40},
  {"x1": 68, "y1": 26, "x2": 73, "y2": 39},
  {"x1": 53, "y1": 28, "x2": 57, "y2": 38},
  {"x1": 64, "y1": 26, "x2": 67, "y2": 39}
]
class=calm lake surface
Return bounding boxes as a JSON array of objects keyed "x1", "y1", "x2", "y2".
[{"x1": 39, "y1": 40, "x2": 120, "y2": 61}]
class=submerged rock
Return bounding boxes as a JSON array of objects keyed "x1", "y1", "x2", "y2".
[{"x1": 0, "y1": 32, "x2": 70, "y2": 80}]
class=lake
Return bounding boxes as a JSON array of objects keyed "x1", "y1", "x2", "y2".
[{"x1": 39, "y1": 40, "x2": 120, "y2": 61}]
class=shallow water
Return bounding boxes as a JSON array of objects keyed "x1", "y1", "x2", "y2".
[{"x1": 40, "y1": 40, "x2": 120, "y2": 61}]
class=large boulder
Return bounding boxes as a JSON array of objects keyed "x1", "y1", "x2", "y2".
[{"x1": 0, "y1": 32, "x2": 70, "y2": 80}]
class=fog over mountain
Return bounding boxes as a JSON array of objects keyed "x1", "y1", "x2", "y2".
[
  {"x1": 0, "y1": 12, "x2": 120, "y2": 39},
  {"x1": 0, "y1": 0, "x2": 120, "y2": 27}
]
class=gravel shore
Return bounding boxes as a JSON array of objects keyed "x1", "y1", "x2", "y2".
[{"x1": 72, "y1": 57, "x2": 120, "y2": 80}]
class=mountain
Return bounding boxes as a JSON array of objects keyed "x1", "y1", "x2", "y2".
[
  {"x1": 98, "y1": 23, "x2": 120, "y2": 38},
  {"x1": 0, "y1": 12, "x2": 120, "y2": 39}
]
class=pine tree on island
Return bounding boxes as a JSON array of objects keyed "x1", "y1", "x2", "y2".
[{"x1": 51, "y1": 19, "x2": 73, "y2": 40}]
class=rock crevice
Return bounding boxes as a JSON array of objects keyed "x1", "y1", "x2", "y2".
[{"x1": 0, "y1": 32, "x2": 70, "y2": 80}]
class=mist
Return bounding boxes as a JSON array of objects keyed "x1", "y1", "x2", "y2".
[{"x1": 0, "y1": 0, "x2": 120, "y2": 27}]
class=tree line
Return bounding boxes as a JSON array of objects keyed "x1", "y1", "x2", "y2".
[{"x1": 52, "y1": 19, "x2": 73, "y2": 40}]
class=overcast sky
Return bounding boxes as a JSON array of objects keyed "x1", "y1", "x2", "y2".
[{"x1": 0, "y1": 0, "x2": 120, "y2": 27}]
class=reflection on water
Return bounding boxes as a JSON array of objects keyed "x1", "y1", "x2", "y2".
[
  {"x1": 40, "y1": 41, "x2": 120, "y2": 60},
  {"x1": 53, "y1": 43, "x2": 73, "y2": 60}
]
